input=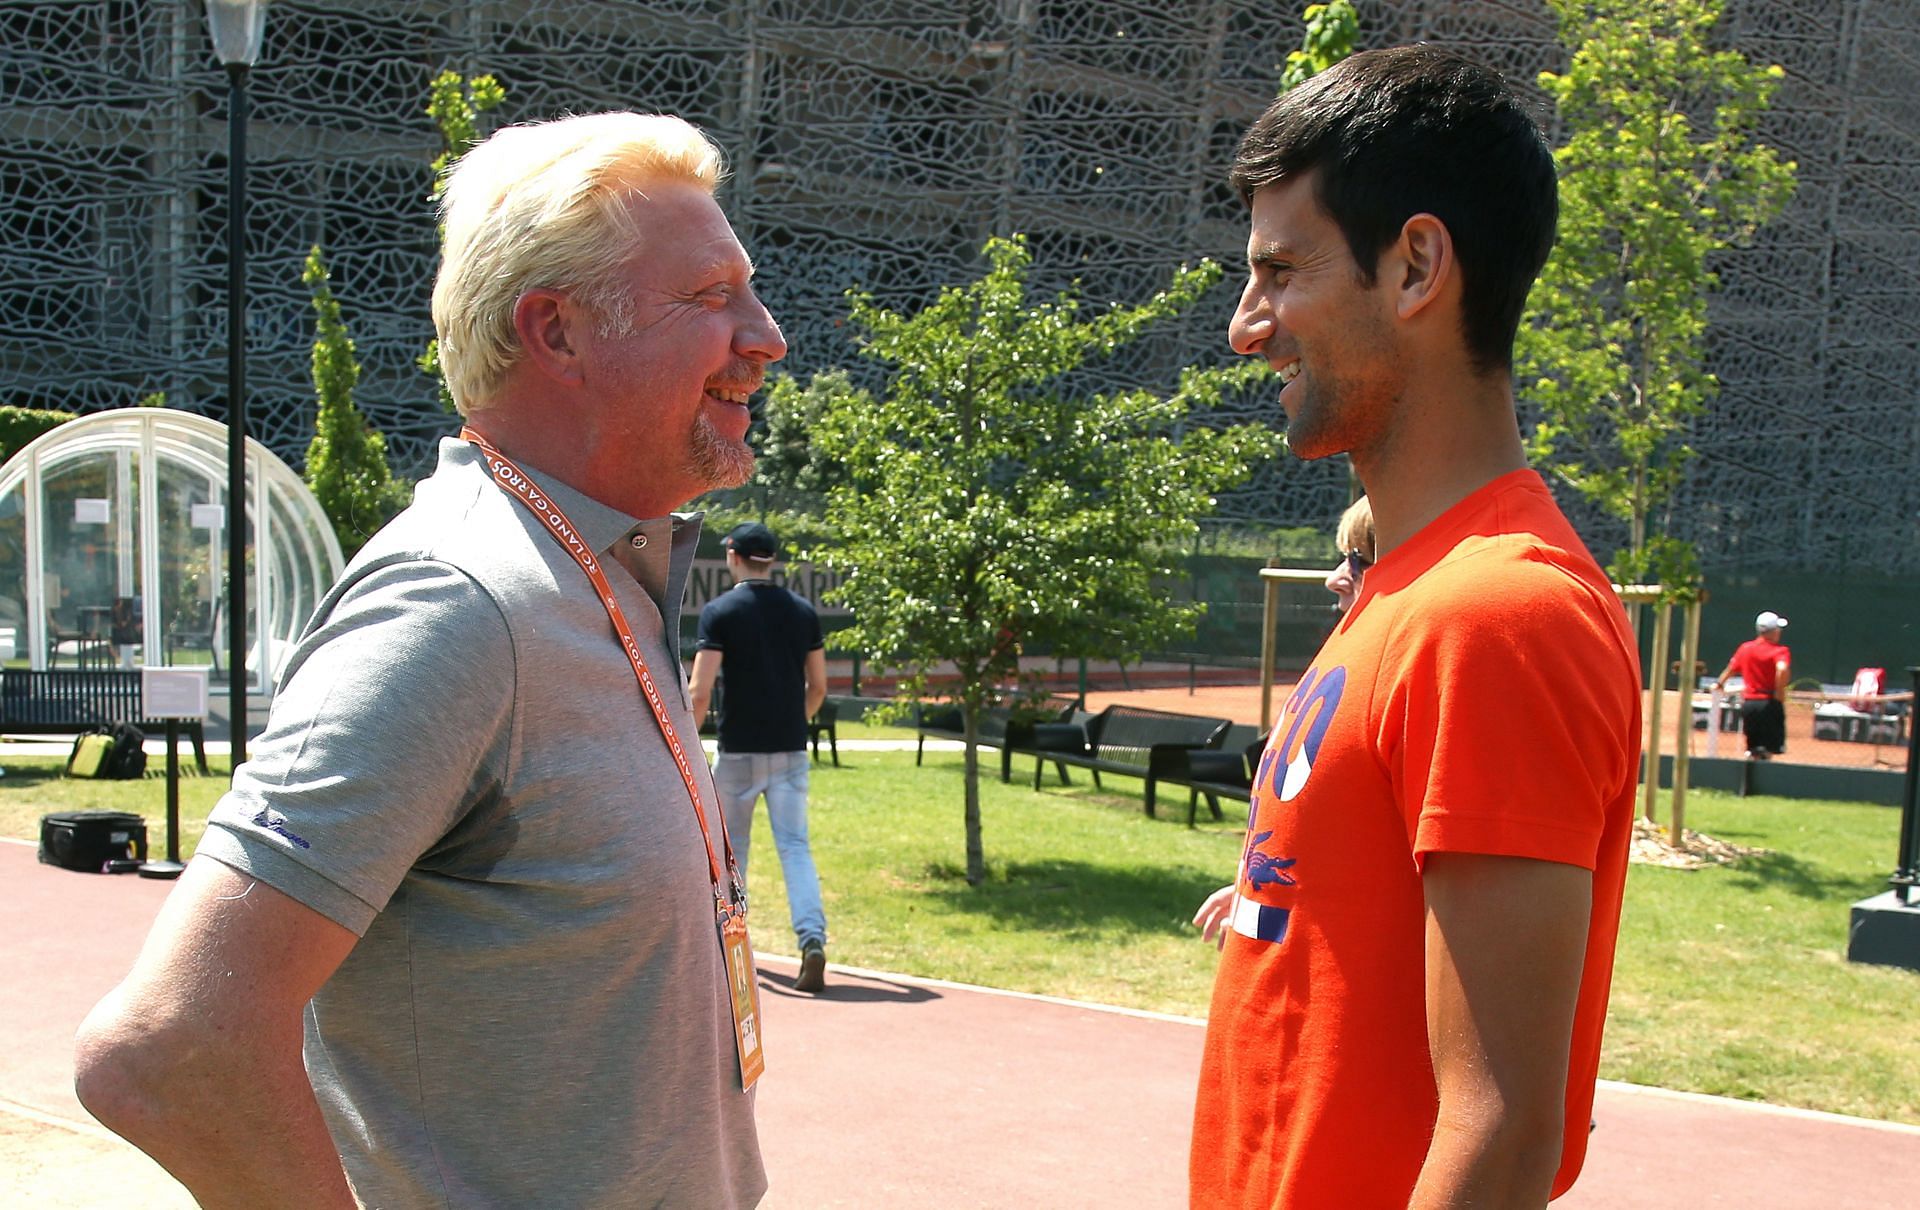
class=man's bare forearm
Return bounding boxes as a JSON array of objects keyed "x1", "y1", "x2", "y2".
[
  {"x1": 804, "y1": 649, "x2": 829, "y2": 719},
  {"x1": 1417, "y1": 852, "x2": 1587, "y2": 1210},
  {"x1": 75, "y1": 860, "x2": 362, "y2": 1209},
  {"x1": 77, "y1": 987, "x2": 358, "y2": 1209},
  {"x1": 1408, "y1": 1110, "x2": 1562, "y2": 1209}
]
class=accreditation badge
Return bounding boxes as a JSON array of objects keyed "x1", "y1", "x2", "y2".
[{"x1": 719, "y1": 910, "x2": 765, "y2": 1090}]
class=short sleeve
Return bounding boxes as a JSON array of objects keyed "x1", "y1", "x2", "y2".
[
  {"x1": 1378, "y1": 554, "x2": 1637, "y2": 871},
  {"x1": 198, "y1": 559, "x2": 516, "y2": 933},
  {"x1": 806, "y1": 600, "x2": 824, "y2": 652},
  {"x1": 695, "y1": 599, "x2": 725, "y2": 652}
]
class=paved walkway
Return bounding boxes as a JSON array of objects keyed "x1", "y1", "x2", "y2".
[{"x1": 4, "y1": 838, "x2": 1917, "y2": 1208}]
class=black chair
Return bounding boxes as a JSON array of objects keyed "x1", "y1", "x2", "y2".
[
  {"x1": 699, "y1": 680, "x2": 836, "y2": 763},
  {"x1": 48, "y1": 605, "x2": 110, "y2": 669},
  {"x1": 166, "y1": 600, "x2": 220, "y2": 671},
  {"x1": 808, "y1": 699, "x2": 839, "y2": 766}
]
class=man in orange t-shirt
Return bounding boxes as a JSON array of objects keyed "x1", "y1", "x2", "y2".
[
  {"x1": 1712, "y1": 612, "x2": 1791, "y2": 759},
  {"x1": 1190, "y1": 47, "x2": 1643, "y2": 1208}
]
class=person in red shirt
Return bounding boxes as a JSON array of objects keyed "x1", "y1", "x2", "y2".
[
  {"x1": 1712, "y1": 612, "x2": 1792, "y2": 759},
  {"x1": 1190, "y1": 46, "x2": 1642, "y2": 1208}
]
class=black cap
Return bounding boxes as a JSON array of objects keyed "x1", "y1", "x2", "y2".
[{"x1": 722, "y1": 521, "x2": 778, "y2": 561}]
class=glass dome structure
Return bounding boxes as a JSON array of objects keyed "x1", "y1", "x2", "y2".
[{"x1": 0, "y1": 408, "x2": 344, "y2": 697}]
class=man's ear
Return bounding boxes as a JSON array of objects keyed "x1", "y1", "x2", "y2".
[
  {"x1": 1385, "y1": 213, "x2": 1454, "y2": 322},
  {"x1": 512, "y1": 288, "x2": 585, "y2": 386}
]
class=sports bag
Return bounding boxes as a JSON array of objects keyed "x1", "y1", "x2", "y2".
[
  {"x1": 39, "y1": 811, "x2": 148, "y2": 871},
  {"x1": 66, "y1": 723, "x2": 147, "y2": 780}
]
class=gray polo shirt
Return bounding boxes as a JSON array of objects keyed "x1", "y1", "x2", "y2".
[{"x1": 201, "y1": 438, "x2": 764, "y2": 1209}]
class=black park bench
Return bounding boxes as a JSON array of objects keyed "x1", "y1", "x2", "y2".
[
  {"x1": 1160, "y1": 737, "x2": 1271, "y2": 827},
  {"x1": 0, "y1": 668, "x2": 210, "y2": 774},
  {"x1": 914, "y1": 695, "x2": 1079, "y2": 783},
  {"x1": 1027, "y1": 704, "x2": 1233, "y2": 817}
]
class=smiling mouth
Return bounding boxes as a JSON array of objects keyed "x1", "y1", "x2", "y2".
[
  {"x1": 706, "y1": 386, "x2": 756, "y2": 406},
  {"x1": 1276, "y1": 359, "x2": 1301, "y2": 386}
]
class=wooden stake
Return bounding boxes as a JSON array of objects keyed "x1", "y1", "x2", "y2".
[
  {"x1": 1643, "y1": 602, "x2": 1672, "y2": 823},
  {"x1": 1259, "y1": 558, "x2": 1279, "y2": 733},
  {"x1": 1670, "y1": 597, "x2": 1703, "y2": 844}
]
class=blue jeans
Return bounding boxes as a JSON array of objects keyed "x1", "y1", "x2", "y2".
[{"x1": 712, "y1": 750, "x2": 826, "y2": 948}]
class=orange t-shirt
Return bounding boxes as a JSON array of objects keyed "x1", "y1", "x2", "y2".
[
  {"x1": 1729, "y1": 637, "x2": 1789, "y2": 700},
  {"x1": 1190, "y1": 470, "x2": 1641, "y2": 1208}
]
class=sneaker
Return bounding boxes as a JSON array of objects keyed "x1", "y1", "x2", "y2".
[{"x1": 795, "y1": 940, "x2": 827, "y2": 994}]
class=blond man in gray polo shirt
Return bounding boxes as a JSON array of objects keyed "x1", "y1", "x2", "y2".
[{"x1": 76, "y1": 112, "x2": 786, "y2": 1209}]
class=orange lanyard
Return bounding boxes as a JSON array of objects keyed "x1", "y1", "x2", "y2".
[{"x1": 461, "y1": 428, "x2": 744, "y2": 918}]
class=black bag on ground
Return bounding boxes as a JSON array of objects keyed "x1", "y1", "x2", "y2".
[
  {"x1": 66, "y1": 723, "x2": 147, "y2": 780},
  {"x1": 38, "y1": 811, "x2": 148, "y2": 872}
]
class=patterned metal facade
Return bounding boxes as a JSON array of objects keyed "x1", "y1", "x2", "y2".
[{"x1": 1, "y1": 0, "x2": 1914, "y2": 574}]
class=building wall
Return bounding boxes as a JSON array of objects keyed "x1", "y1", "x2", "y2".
[{"x1": 1, "y1": 0, "x2": 1914, "y2": 577}]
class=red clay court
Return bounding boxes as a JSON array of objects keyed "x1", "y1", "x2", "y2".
[{"x1": 1082, "y1": 679, "x2": 1909, "y2": 772}]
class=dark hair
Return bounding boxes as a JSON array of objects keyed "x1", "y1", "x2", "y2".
[{"x1": 1229, "y1": 45, "x2": 1557, "y2": 373}]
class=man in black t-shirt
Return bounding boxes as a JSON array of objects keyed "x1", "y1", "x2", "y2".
[{"x1": 690, "y1": 522, "x2": 831, "y2": 992}]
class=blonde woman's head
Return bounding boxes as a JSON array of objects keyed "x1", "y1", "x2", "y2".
[{"x1": 1336, "y1": 495, "x2": 1376, "y2": 562}]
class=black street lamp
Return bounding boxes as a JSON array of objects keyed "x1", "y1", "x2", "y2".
[
  {"x1": 205, "y1": 0, "x2": 267, "y2": 768},
  {"x1": 1846, "y1": 665, "x2": 1920, "y2": 972},
  {"x1": 1890, "y1": 665, "x2": 1920, "y2": 903}
]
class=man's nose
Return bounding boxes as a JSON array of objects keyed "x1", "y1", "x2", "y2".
[
  {"x1": 740, "y1": 296, "x2": 787, "y2": 363},
  {"x1": 1228, "y1": 281, "x2": 1271, "y2": 357}
]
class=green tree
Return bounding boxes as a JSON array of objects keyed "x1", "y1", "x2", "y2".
[
  {"x1": 302, "y1": 246, "x2": 411, "y2": 557},
  {"x1": 1279, "y1": 1, "x2": 1360, "y2": 92},
  {"x1": 419, "y1": 71, "x2": 507, "y2": 411},
  {"x1": 795, "y1": 236, "x2": 1280, "y2": 885},
  {"x1": 751, "y1": 370, "x2": 856, "y2": 517},
  {"x1": 0, "y1": 406, "x2": 72, "y2": 463},
  {"x1": 1519, "y1": 0, "x2": 1796, "y2": 596}
]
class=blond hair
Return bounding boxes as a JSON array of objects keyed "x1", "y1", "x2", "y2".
[
  {"x1": 432, "y1": 112, "x2": 727, "y2": 413},
  {"x1": 1335, "y1": 495, "x2": 1375, "y2": 560}
]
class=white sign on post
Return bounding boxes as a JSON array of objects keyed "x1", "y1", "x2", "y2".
[
  {"x1": 190, "y1": 503, "x2": 225, "y2": 530},
  {"x1": 142, "y1": 666, "x2": 210, "y2": 720},
  {"x1": 74, "y1": 498, "x2": 110, "y2": 525}
]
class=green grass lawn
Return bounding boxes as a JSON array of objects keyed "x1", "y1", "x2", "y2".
[
  {"x1": 777, "y1": 741, "x2": 1245, "y2": 1016},
  {"x1": 4, "y1": 728, "x2": 1916, "y2": 1123},
  {"x1": 1603, "y1": 792, "x2": 1919, "y2": 1122},
  {"x1": 0, "y1": 753, "x2": 232, "y2": 860}
]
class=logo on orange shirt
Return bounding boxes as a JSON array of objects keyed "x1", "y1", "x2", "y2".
[{"x1": 1231, "y1": 665, "x2": 1347, "y2": 946}]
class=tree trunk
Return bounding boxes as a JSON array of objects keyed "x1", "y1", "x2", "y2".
[
  {"x1": 1625, "y1": 455, "x2": 1649, "y2": 635},
  {"x1": 962, "y1": 701, "x2": 984, "y2": 886},
  {"x1": 1630, "y1": 457, "x2": 1648, "y2": 565}
]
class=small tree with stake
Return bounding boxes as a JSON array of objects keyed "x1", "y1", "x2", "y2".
[
  {"x1": 1518, "y1": 0, "x2": 1796, "y2": 596},
  {"x1": 789, "y1": 235, "x2": 1279, "y2": 886}
]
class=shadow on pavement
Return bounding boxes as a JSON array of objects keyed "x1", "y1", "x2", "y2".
[{"x1": 757, "y1": 972, "x2": 939, "y2": 1005}]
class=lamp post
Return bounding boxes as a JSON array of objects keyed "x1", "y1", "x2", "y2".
[
  {"x1": 205, "y1": 0, "x2": 267, "y2": 768},
  {"x1": 1846, "y1": 665, "x2": 1920, "y2": 972},
  {"x1": 1891, "y1": 665, "x2": 1920, "y2": 904}
]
